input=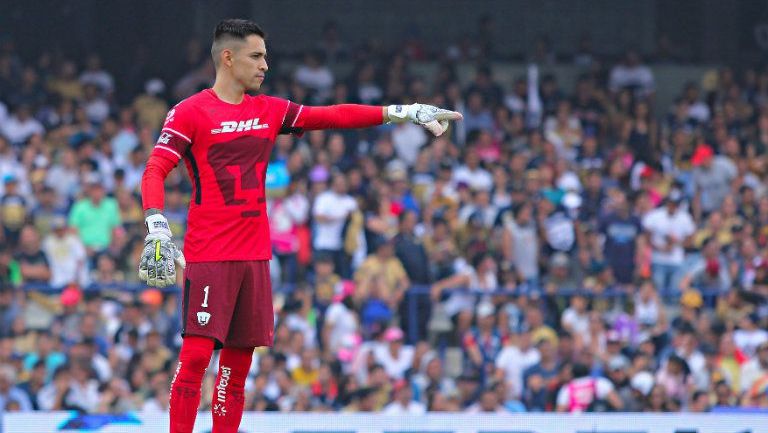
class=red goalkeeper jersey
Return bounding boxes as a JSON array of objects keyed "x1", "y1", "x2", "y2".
[{"x1": 142, "y1": 89, "x2": 382, "y2": 262}]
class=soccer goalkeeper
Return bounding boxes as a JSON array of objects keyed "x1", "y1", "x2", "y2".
[{"x1": 139, "y1": 18, "x2": 461, "y2": 433}]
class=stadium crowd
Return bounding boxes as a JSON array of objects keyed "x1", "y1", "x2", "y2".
[{"x1": 1, "y1": 20, "x2": 768, "y2": 416}]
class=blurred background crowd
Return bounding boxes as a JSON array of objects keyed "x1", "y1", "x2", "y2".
[{"x1": 2, "y1": 1, "x2": 768, "y2": 417}]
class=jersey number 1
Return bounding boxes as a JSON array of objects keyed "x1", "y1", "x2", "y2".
[{"x1": 201, "y1": 285, "x2": 209, "y2": 308}]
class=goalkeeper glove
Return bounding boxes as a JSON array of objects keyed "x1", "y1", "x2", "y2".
[
  {"x1": 138, "y1": 214, "x2": 186, "y2": 288},
  {"x1": 387, "y1": 104, "x2": 462, "y2": 136}
]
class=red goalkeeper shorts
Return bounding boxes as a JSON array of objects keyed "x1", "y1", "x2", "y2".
[{"x1": 181, "y1": 260, "x2": 274, "y2": 349}]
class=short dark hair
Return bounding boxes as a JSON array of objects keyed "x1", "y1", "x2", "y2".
[
  {"x1": 211, "y1": 19, "x2": 266, "y2": 67},
  {"x1": 572, "y1": 362, "x2": 590, "y2": 378}
]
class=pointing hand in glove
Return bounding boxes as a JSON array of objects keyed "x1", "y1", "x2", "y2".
[{"x1": 386, "y1": 104, "x2": 463, "y2": 136}]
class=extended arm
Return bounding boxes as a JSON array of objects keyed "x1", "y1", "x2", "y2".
[{"x1": 282, "y1": 102, "x2": 462, "y2": 137}]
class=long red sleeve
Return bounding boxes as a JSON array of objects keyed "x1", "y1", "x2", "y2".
[
  {"x1": 288, "y1": 104, "x2": 383, "y2": 131},
  {"x1": 141, "y1": 152, "x2": 177, "y2": 211}
]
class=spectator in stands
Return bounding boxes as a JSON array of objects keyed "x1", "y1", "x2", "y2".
[
  {"x1": 679, "y1": 237, "x2": 731, "y2": 292},
  {"x1": 14, "y1": 225, "x2": 50, "y2": 285},
  {"x1": 61, "y1": 361, "x2": 99, "y2": 414},
  {"x1": 734, "y1": 313, "x2": 768, "y2": 358},
  {"x1": 343, "y1": 386, "x2": 377, "y2": 412},
  {"x1": 522, "y1": 336, "x2": 559, "y2": 398},
  {"x1": 21, "y1": 330, "x2": 64, "y2": 381},
  {"x1": 556, "y1": 362, "x2": 623, "y2": 412},
  {"x1": 313, "y1": 173, "x2": 357, "y2": 278},
  {"x1": 382, "y1": 379, "x2": 426, "y2": 414},
  {"x1": 692, "y1": 143, "x2": 737, "y2": 215},
  {"x1": 1, "y1": 175, "x2": 27, "y2": 251},
  {"x1": 291, "y1": 347, "x2": 320, "y2": 387},
  {"x1": 608, "y1": 50, "x2": 655, "y2": 99},
  {"x1": 0, "y1": 364, "x2": 32, "y2": 411},
  {"x1": 45, "y1": 149, "x2": 80, "y2": 205},
  {"x1": 1, "y1": 104, "x2": 44, "y2": 146},
  {"x1": 373, "y1": 327, "x2": 413, "y2": 380},
  {"x1": 354, "y1": 237, "x2": 409, "y2": 312},
  {"x1": 36, "y1": 365, "x2": 72, "y2": 411},
  {"x1": 465, "y1": 385, "x2": 505, "y2": 413},
  {"x1": 294, "y1": 51, "x2": 334, "y2": 104},
  {"x1": 463, "y1": 302, "x2": 503, "y2": 374},
  {"x1": 498, "y1": 202, "x2": 539, "y2": 286},
  {"x1": 598, "y1": 191, "x2": 642, "y2": 286},
  {"x1": 79, "y1": 54, "x2": 114, "y2": 95},
  {"x1": 741, "y1": 341, "x2": 768, "y2": 397},
  {"x1": 642, "y1": 190, "x2": 695, "y2": 294},
  {"x1": 42, "y1": 215, "x2": 88, "y2": 288},
  {"x1": 17, "y1": 360, "x2": 46, "y2": 410},
  {"x1": 67, "y1": 173, "x2": 121, "y2": 257}
]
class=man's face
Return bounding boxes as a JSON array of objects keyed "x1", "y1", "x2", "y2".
[
  {"x1": 20, "y1": 227, "x2": 39, "y2": 252},
  {"x1": 4, "y1": 181, "x2": 17, "y2": 194},
  {"x1": 229, "y1": 35, "x2": 268, "y2": 91},
  {"x1": 314, "y1": 260, "x2": 333, "y2": 277},
  {"x1": 32, "y1": 365, "x2": 46, "y2": 383},
  {"x1": 666, "y1": 200, "x2": 678, "y2": 214},
  {"x1": 479, "y1": 391, "x2": 497, "y2": 411},
  {"x1": 758, "y1": 347, "x2": 768, "y2": 364},
  {"x1": 397, "y1": 386, "x2": 412, "y2": 403},
  {"x1": 608, "y1": 368, "x2": 626, "y2": 384},
  {"x1": 332, "y1": 175, "x2": 347, "y2": 194},
  {"x1": 401, "y1": 212, "x2": 417, "y2": 233},
  {"x1": 426, "y1": 359, "x2": 442, "y2": 379},
  {"x1": 88, "y1": 183, "x2": 105, "y2": 202}
]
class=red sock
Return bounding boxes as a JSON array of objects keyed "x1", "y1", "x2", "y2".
[
  {"x1": 211, "y1": 346, "x2": 254, "y2": 433},
  {"x1": 170, "y1": 336, "x2": 215, "y2": 433}
]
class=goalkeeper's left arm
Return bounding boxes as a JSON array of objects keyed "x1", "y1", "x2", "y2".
[{"x1": 281, "y1": 103, "x2": 462, "y2": 137}]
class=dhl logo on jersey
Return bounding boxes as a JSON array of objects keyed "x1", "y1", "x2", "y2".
[{"x1": 211, "y1": 118, "x2": 269, "y2": 134}]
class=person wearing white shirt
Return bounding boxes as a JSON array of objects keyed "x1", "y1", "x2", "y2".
[
  {"x1": 382, "y1": 381, "x2": 426, "y2": 415},
  {"x1": 294, "y1": 52, "x2": 334, "y2": 104},
  {"x1": 323, "y1": 295, "x2": 358, "y2": 355},
  {"x1": 1, "y1": 105, "x2": 44, "y2": 145},
  {"x1": 79, "y1": 54, "x2": 115, "y2": 94},
  {"x1": 392, "y1": 122, "x2": 428, "y2": 166},
  {"x1": 412, "y1": 353, "x2": 456, "y2": 402},
  {"x1": 312, "y1": 173, "x2": 357, "y2": 277},
  {"x1": 452, "y1": 147, "x2": 492, "y2": 192},
  {"x1": 42, "y1": 216, "x2": 89, "y2": 288},
  {"x1": 82, "y1": 84, "x2": 110, "y2": 125},
  {"x1": 641, "y1": 191, "x2": 695, "y2": 293},
  {"x1": 561, "y1": 293, "x2": 590, "y2": 341},
  {"x1": 740, "y1": 341, "x2": 768, "y2": 394},
  {"x1": 494, "y1": 333, "x2": 540, "y2": 399},
  {"x1": 608, "y1": 50, "x2": 655, "y2": 98},
  {"x1": 0, "y1": 365, "x2": 33, "y2": 411},
  {"x1": 734, "y1": 313, "x2": 768, "y2": 358},
  {"x1": 38, "y1": 362, "x2": 100, "y2": 413},
  {"x1": 464, "y1": 387, "x2": 507, "y2": 413},
  {"x1": 372, "y1": 327, "x2": 414, "y2": 380},
  {"x1": 45, "y1": 148, "x2": 80, "y2": 203}
]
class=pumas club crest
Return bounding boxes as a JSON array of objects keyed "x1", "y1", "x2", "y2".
[{"x1": 197, "y1": 311, "x2": 211, "y2": 326}]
